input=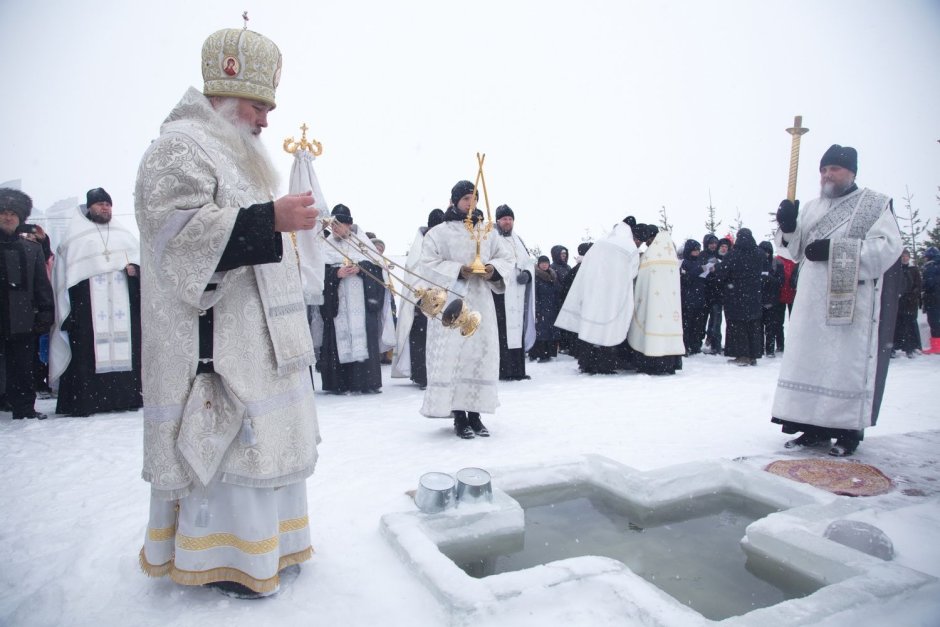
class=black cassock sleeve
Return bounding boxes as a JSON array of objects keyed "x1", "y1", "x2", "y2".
[
  {"x1": 320, "y1": 264, "x2": 341, "y2": 319},
  {"x1": 215, "y1": 201, "x2": 283, "y2": 272},
  {"x1": 359, "y1": 261, "x2": 386, "y2": 313}
]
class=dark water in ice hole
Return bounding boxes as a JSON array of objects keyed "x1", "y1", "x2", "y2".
[{"x1": 449, "y1": 489, "x2": 815, "y2": 621}]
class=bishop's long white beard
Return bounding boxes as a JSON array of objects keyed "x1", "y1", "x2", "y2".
[{"x1": 213, "y1": 99, "x2": 282, "y2": 197}]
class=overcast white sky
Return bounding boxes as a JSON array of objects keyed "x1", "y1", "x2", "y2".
[{"x1": 2, "y1": 0, "x2": 939, "y2": 254}]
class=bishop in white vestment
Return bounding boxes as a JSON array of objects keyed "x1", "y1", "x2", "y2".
[{"x1": 134, "y1": 27, "x2": 321, "y2": 596}]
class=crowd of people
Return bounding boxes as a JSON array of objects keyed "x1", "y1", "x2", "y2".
[
  {"x1": 1, "y1": 22, "x2": 936, "y2": 601},
  {"x1": 1, "y1": 186, "x2": 142, "y2": 421}
]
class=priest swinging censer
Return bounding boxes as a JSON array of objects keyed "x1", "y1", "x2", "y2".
[{"x1": 284, "y1": 125, "x2": 485, "y2": 336}]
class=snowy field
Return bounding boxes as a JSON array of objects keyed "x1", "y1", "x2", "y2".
[{"x1": 1, "y1": 351, "x2": 938, "y2": 626}]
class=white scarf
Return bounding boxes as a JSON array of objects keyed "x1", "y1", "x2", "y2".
[
  {"x1": 322, "y1": 229, "x2": 371, "y2": 363},
  {"x1": 49, "y1": 206, "x2": 140, "y2": 382}
]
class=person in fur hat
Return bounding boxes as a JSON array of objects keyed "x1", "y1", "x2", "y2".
[{"x1": 0, "y1": 188, "x2": 54, "y2": 420}]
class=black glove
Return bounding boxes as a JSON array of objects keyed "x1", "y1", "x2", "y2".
[
  {"x1": 776, "y1": 199, "x2": 799, "y2": 234},
  {"x1": 804, "y1": 239, "x2": 830, "y2": 262},
  {"x1": 516, "y1": 270, "x2": 531, "y2": 285}
]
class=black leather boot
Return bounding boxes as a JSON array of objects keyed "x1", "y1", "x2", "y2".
[
  {"x1": 453, "y1": 411, "x2": 474, "y2": 439},
  {"x1": 467, "y1": 412, "x2": 490, "y2": 437}
]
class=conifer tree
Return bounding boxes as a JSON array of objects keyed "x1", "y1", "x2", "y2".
[
  {"x1": 898, "y1": 186, "x2": 927, "y2": 259},
  {"x1": 704, "y1": 190, "x2": 721, "y2": 236},
  {"x1": 658, "y1": 205, "x2": 673, "y2": 232}
]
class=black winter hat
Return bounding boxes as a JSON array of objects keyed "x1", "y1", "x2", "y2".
[
  {"x1": 495, "y1": 204, "x2": 514, "y2": 220},
  {"x1": 819, "y1": 144, "x2": 858, "y2": 174},
  {"x1": 331, "y1": 204, "x2": 353, "y2": 224},
  {"x1": 633, "y1": 223, "x2": 652, "y2": 242},
  {"x1": 427, "y1": 208, "x2": 444, "y2": 229},
  {"x1": 577, "y1": 242, "x2": 593, "y2": 256},
  {"x1": 86, "y1": 187, "x2": 112, "y2": 206},
  {"x1": 758, "y1": 240, "x2": 774, "y2": 256},
  {"x1": 537, "y1": 255, "x2": 550, "y2": 264},
  {"x1": 450, "y1": 180, "x2": 476, "y2": 207},
  {"x1": 0, "y1": 187, "x2": 32, "y2": 223}
]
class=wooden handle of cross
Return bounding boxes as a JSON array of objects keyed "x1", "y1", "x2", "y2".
[{"x1": 785, "y1": 116, "x2": 809, "y2": 202}]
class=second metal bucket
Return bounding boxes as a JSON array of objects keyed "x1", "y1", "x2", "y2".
[
  {"x1": 455, "y1": 467, "x2": 493, "y2": 506},
  {"x1": 415, "y1": 471, "x2": 456, "y2": 513}
]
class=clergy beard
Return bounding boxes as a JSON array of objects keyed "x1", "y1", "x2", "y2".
[
  {"x1": 213, "y1": 99, "x2": 282, "y2": 195},
  {"x1": 87, "y1": 211, "x2": 111, "y2": 224},
  {"x1": 497, "y1": 225, "x2": 512, "y2": 237},
  {"x1": 821, "y1": 179, "x2": 852, "y2": 199}
]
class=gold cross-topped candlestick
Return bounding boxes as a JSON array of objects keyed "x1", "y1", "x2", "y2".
[
  {"x1": 465, "y1": 152, "x2": 494, "y2": 274},
  {"x1": 785, "y1": 115, "x2": 809, "y2": 202},
  {"x1": 283, "y1": 123, "x2": 324, "y2": 156}
]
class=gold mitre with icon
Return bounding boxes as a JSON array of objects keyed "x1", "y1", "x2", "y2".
[{"x1": 202, "y1": 27, "x2": 282, "y2": 108}]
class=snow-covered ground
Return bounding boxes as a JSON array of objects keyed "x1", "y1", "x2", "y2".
[{"x1": 1, "y1": 351, "x2": 938, "y2": 626}]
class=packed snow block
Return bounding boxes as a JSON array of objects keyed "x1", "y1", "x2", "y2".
[
  {"x1": 379, "y1": 488, "x2": 522, "y2": 613},
  {"x1": 824, "y1": 519, "x2": 894, "y2": 560},
  {"x1": 381, "y1": 455, "x2": 938, "y2": 625},
  {"x1": 424, "y1": 490, "x2": 524, "y2": 564}
]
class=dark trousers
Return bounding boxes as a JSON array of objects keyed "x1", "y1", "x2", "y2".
[
  {"x1": 704, "y1": 303, "x2": 723, "y2": 350},
  {"x1": 682, "y1": 308, "x2": 704, "y2": 354},
  {"x1": 928, "y1": 307, "x2": 940, "y2": 338},
  {"x1": 2, "y1": 334, "x2": 37, "y2": 415},
  {"x1": 763, "y1": 303, "x2": 786, "y2": 354}
]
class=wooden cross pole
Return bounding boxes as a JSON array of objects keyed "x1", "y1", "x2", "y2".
[{"x1": 785, "y1": 115, "x2": 809, "y2": 202}]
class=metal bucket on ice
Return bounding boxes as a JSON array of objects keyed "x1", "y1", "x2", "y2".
[
  {"x1": 415, "y1": 472, "x2": 456, "y2": 514},
  {"x1": 455, "y1": 467, "x2": 493, "y2": 506}
]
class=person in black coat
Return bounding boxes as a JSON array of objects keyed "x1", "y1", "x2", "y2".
[
  {"x1": 922, "y1": 247, "x2": 940, "y2": 354},
  {"x1": 892, "y1": 248, "x2": 922, "y2": 357},
  {"x1": 701, "y1": 234, "x2": 725, "y2": 353},
  {"x1": 715, "y1": 229, "x2": 764, "y2": 365},
  {"x1": 758, "y1": 241, "x2": 785, "y2": 357},
  {"x1": 528, "y1": 255, "x2": 559, "y2": 362},
  {"x1": 679, "y1": 239, "x2": 707, "y2": 355},
  {"x1": 550, "y1": 244, "x2": 572, "y2": 353},
  {"x1": 0, "y1": 188, "x2": 54, "y2": 420}
]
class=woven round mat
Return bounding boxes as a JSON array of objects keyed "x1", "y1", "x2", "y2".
[{"x1": 764, "y1": 458, "x2": 894, "y2": 497}]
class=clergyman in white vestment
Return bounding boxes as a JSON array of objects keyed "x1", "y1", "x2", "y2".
[
  {"x1": 771, "y1": 144, "x2": 901, "y2": 457},
  {"x1": 417, "y1": 181, "x2": 513, "y2": 439},
  {"x1": 134, "y1": 26, "x2": 322, "y2": 597}
]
